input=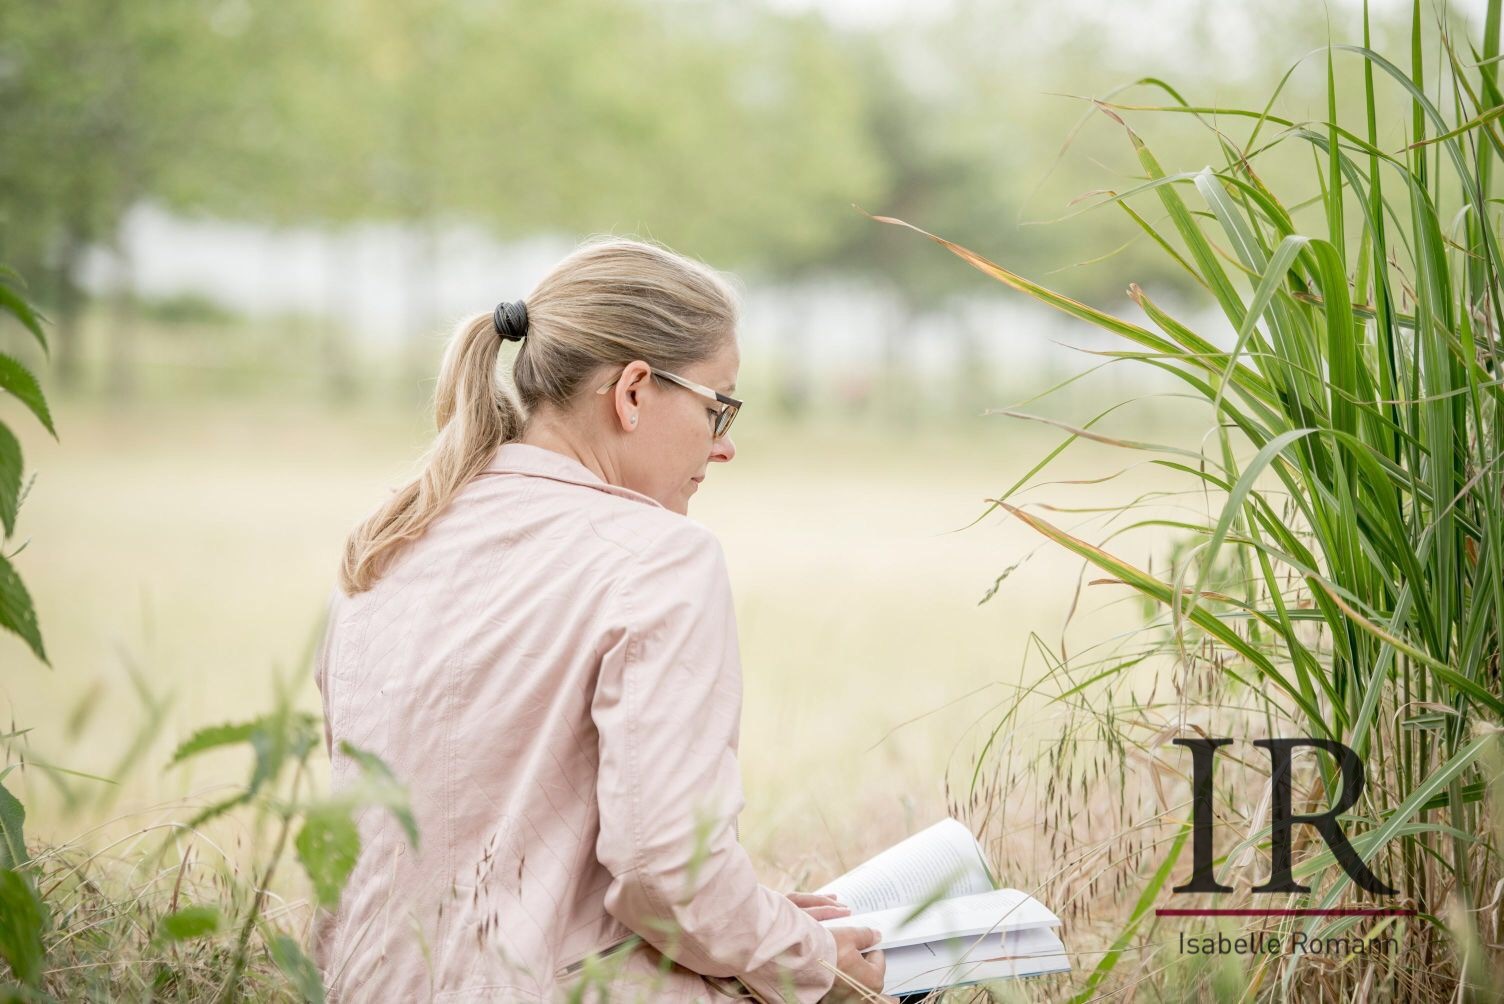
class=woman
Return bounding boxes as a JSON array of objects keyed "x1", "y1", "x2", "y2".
[{"x1": 313, "y1": 238, "x2": 889, "y2": 1002}]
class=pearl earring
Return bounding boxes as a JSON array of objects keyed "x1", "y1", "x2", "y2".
[{"x1": 630, "y1": 415, "x2": 638, "y2": 425}]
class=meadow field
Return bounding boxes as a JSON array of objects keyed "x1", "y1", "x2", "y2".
[{"x1": 3, "y1": 378, "x2": 1192, "y2": 901}]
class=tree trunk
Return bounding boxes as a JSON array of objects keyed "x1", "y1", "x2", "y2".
[
  {"x1": 399, "y1": 216, "x2": 439, "y2": 406},
  {"x1": 952, "y1": 308, "x2": 990, "y2": 419},
  {"x1": 50, "y1": 262, "x2": 84, "y2": 391},
  {"x1": 105, "y1": 244, "x2": 137, "y2": 403},
  {"x1": 774, "y1": 286, "x2": 810, "y2": 419},
  {"x1": 48, "y1": 232, "x2": 90, "y2": 391},
  {"x1": 883, "y1": 300, "x2": 915, "y2": 426},
  {"x1": 322, "y1": 229, "x2": 357, "y2": 402}
]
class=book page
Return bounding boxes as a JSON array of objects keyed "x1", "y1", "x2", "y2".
[
  {"x1": 814, "y1": 818, "x2": 994, "y2": 915},
  {"x1": 880, "y1": 925, "x2": 1070, "y2": 995},
  {"x1": 821, "y1": 888, "x2": 1060, "y2": 950}
]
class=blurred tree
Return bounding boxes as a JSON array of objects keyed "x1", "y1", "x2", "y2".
[
  {"x1": 167, "y1": 0, "x2": 892, "y2": 397},
  {"x1": 0, "y1": 0, "x2": 1412, "y2": 408},
  {"x1": 762, "y1": 17, "x2": 1093, "y2": 421},
  {"x1": 429, "y1": 1, "x2": 888, "y2": 267},
  {"x1": 152, "y1": 0, "x2": 388, "y2": 398},
  {"x1": 0, "y1": 2, "x2": 255, "y2": 392},
  {"x1": 432, "y1": 0, "x2": 893, "y2": 414}
]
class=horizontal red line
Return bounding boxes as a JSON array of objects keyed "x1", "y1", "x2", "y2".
[{"x1": 1155, "y1": 908, "x2": 1416, "y2": 917}]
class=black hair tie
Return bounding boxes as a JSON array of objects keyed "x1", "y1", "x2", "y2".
[{"x1": 493, "y1": 300, "x2": 529, "y2": 342}]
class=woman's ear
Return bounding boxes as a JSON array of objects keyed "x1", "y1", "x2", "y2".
[
  {"x1": 613, "y1": 360, "x2": 653, "y2": 431},
  {"x1": 619, "y1": 360, "x2": 652, "y2": 395}
]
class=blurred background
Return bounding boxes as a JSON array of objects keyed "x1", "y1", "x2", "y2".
[{"x1": 0, "y1": 0, "x2": 1433, "y2": 876}]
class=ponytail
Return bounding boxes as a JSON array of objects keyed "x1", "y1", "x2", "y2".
[{"x1": 339, "y1": 313, "x2": 523, "y2": 594}]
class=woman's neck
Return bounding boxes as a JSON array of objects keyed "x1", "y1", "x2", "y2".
[{"x1": 517, "y1": 418, "x2": 620, "y2": 487}]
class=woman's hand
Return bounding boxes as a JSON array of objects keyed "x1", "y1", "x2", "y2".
[
  {"x1": 787, "y1": 891, "x2": 852, "y2": 922},
  {"x1": 788, "y1": 893, "x2": 892, "y2": 1001},
  {"x1": 820, "y1": 926, "x2": 890, "y2": 1002}
]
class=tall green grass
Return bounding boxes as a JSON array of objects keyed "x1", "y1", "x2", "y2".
[{"x1": 906, "y1": 2, "x2": 1504, "y2": 1000}]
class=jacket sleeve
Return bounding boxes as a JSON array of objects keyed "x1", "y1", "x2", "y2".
[{"x1": 591, "y1": 521, "x2": 838, "y2": 1003}]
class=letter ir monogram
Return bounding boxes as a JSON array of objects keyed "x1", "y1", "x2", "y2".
[{"x1": 1172, "y1": 737, "x2": 1396, "y2": 896}]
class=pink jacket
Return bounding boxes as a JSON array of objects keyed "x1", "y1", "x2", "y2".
[{"x1": 313, "y1": 442, "x2": 838, "y2": 1002}]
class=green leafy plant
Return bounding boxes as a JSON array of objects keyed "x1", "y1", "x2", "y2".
[
  {"x1": 164, "y1": 701, "x2": 416, "y2": 1004},
  {"x1": 901, "y1": 1, "x2": 1504, "y2": 1000},
  {"x1": 0, "y1": 265, "x2": 56, "y2": 1000},
  {"x1": 0, "y1": 677, "x2": 414, "y2": 1003},
  {"x1": 0, "y1": 266, "x2": 53, "y2": 665}
]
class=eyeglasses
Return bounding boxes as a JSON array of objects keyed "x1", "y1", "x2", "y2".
[{"x1": 595, "y1": 365, "x2": 742, "y2": 439}]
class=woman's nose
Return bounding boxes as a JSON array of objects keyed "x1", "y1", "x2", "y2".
[{"x1": 710, "y1": 434, "x2": 735, "y2": 463}]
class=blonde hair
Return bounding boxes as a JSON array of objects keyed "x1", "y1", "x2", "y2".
[{"x1": 339, "y1": 237, "x2": 738, "y2": 595}]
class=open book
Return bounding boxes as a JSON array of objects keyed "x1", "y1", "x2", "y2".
[{"x1": 816, "y1": 818, "x2": 1069, "y2": 996}]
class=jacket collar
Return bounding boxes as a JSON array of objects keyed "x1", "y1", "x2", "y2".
[{"x1": 481, "y1": 441, "x2": 666, "y2": 510}]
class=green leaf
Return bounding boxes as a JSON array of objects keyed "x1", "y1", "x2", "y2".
[
  {"x1": 168, "y1": 712, "x2": 322, "y2": 806},
  {"x1": 337, "y1": 741, "x2": 419, "y2": 847},
  {"x1": 0, "y1": 286, "x2": 46, "y2": 358},
  {"x1": 247, "y1": 726, "x2": 279, "y2": 794},
  {"x1": 0, "y1": 782, "x2": 25, "y2": 871},
  {"x1": 999, "y1": 502, "x2": 1330, "y2": 732},
  {"x1": 296, "y1": 808, "x2": 360, "y2": 907},
  {"x1": 866, "y1": 212, "x2": 1171, "y2": 350},
  {"x1": 0, "y1": 426, "x2": 23, "y2": 540},
  {"x1": 181, "y1": 791, "x2": 253, "y2": 832},
  {"x1": 1189, "y1": 427, "x2": 1318, "y2": 617},
  {"x1": 0, "y1": 556, "x2": 45, "y2": 666},
  {"x1": 168, "y1": 720, "x2": 259, "y2": 766},
  {"x1": 0, "y1": 357, "x2": 53, "y2": 440},
  {"x1": 0, "y1": 869, "x2": 45, "y2": 989},
  {"x1": 268, "y1": 934, "x2": 326, "y2": 1004},
  {"x1": 157, "y1": 904, "x2": 221, "y2": 942},
  {"x1": 247, "y1": 712, "x2": 322, "y2": 795},
  {"x1": 1072, "y1": 823, "x2": 1188, "y2": 1003}
]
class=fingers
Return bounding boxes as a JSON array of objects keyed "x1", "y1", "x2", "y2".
[
  {"x1": 854, "y1": 927, "x2": 885, "y2": 988},
  {"x1": 832, "y1": 925, "x2": 883, "y2": 951},
  {"x1": 826, "y1": 927, "x2": 888, "y2": 1000},
  {"x1": 853, "y1": 945, "x2": 886, "y2": 996},
  {"x1": 788, "y1": 891, "x2": 851, "y2": 921}
]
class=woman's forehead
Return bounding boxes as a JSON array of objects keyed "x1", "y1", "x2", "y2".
[{"x1": 688, "y1": 340, "x2": 739, "y2": 386}]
